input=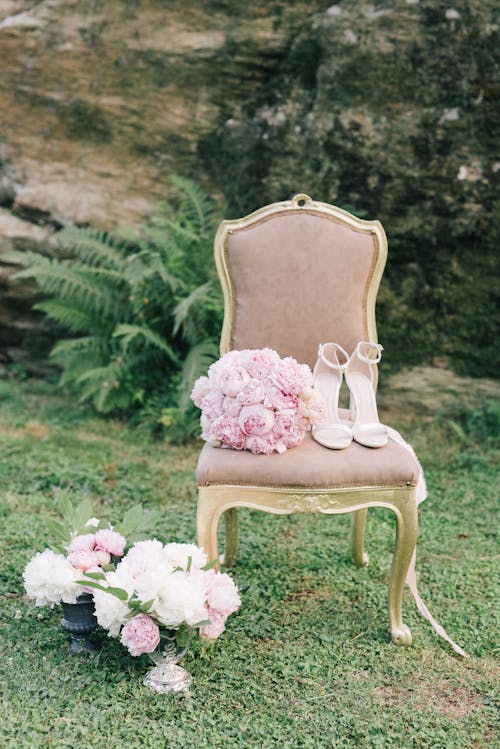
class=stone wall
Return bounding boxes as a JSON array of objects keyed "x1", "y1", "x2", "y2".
[
  {"x1": 0, "y1": 0, "x2": 329, "y2": 366},
  {"x1": 0, "y1": 0, "x2": 498, "y2": 376}
]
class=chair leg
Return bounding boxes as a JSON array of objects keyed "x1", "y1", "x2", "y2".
[
  {"x1": 220, "y1": 508, "x2": 238, "y2": 569},
  {"x1": 196, "y1": 488, "x2": 222, "y2": 567},
  {"x1": 350, "y1": 509, "x2": 369, "y2": 567},
  {"x1": 388, "y1": 497, "x2": 418, "y2": 646}
]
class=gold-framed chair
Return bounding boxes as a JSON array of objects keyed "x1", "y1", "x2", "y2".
[{"x1": 196, "y1": 193, "x2": 419, "y2": 646}]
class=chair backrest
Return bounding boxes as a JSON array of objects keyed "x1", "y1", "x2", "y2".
[{"x1": 214, "y1": 193, "x2": 387, "y2": 376}]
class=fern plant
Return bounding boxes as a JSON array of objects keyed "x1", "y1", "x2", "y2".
[{"x1": 7, "y1": 177, "x2": 223, "y2": 439}]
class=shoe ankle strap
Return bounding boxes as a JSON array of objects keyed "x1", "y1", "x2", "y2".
[
  {"x1": 317, "y1": 342, "x2": 349, "y2": 370},
  {"x1": 355, "y1": 341, "x2": 383, "y2": 364}
]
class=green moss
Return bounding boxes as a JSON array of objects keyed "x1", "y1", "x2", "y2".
[
  {"x1": 61, "y1": 98, "x2": 113, "y2": 143},
  {"x1": 201, "y1": 0, "x2": 500, "y2": 377}
]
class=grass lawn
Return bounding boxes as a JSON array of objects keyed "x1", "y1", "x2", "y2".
[{"x1": 0, "y1": 373, "x2": 498, "y2": 749}]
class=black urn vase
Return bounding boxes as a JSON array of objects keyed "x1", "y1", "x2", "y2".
[{"x1": 61, "y1": 594, "x2": 98, "y2": 654}]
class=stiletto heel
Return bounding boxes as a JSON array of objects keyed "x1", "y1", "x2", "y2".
[
  {"x1": 345, "y1": 341, "x2": 388, "y2": 448},
  {"x1": 312, "y1": 343, "x2": 352, "y2": 450}
]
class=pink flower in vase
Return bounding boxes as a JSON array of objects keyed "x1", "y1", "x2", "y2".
[
  {"x1": 201, "y1": 610, "x2": 227, "y2": 640},
  {"x1": 68, "y1": 550, "x2": 100, "y2": 571},
  {"x1": 68, "y1": 534, "x2": 96, "y2": 553},
  {"x1": 94, "y1": 529, "x2": 126, "y2": 557},
  {"x1": 120, "y1": 614, "x2": 161, "y2": 657}
]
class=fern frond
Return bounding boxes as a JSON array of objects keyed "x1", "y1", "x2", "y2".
[
  {"x1": 173, "y1": 282, "x2": 213, "y2": 336},
  {"x1": 34, "y1": 300, "x2": 104, "y2": 333},
  {"x1": 51, "y1": 336, "x2": 106, "y2": 358},
  {"x1": 57, "y1": 227, "x2": 128, "y2": 269},
  {"x1": 112, "y1": 324, "x2": 179, "y2": 363},
  {"x1": 170, "y1": 175, "x2": 216, "y2": 238}
]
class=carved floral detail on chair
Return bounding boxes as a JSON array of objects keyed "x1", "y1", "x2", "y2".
[{"x1": 278, "y1": 494, "x2": 339, "y2": 514}]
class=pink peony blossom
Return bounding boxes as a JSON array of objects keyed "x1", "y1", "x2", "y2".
[
  {"x1": 243, "y1": 348, "x2": 280, "y2": 379},
  {"x1": 222, "y1": 396, "x2": 243, "y2": 418},
  {"x1": 269, "y1": 357, "x2": 312, "y2": 395},
  {"x1": 244, "y1": 435, "x2": 275, "y2": 454},
  {"x1": 94, "y1": 549, "x2": 111, "y2": 566},
  {"x1": 201, "y1": 610, "x2": 227, "y2": 640},
  {"x1": 214, "y1": 365, "x2": 250, "y2": 397},
  {"x1": 212, "y1": 415, "x2": 246, "y2": 450},
  {"x1": 206, "y1": 572, "x2": 241, "y2": 617},
  {"x1": 192, "y1": 349, "x2": 324, "y2": 455},
  {"x1": 239, "y1": 404, "x2": 275, "y2": 436},
  {"x1": 272, "y1": 409, "x2": 297, "y2": 438},
  {"x1": 68, "y1": 550, "x2": 100, "y2": 571},
  {"x1": 120, "y1": 614, "x2": 160, "y2": 656},
  {"x1": 298, "y1": 389, "x2": 325, "y2": 422},
  {"x1": 191, "y1": 376, "x2": 211, "y2": 408},
  {"x1": 68, "y1": 534, "x2": 96, "y2": 553},
  {"x1": 236, "y1": 378, "x2": 266, "y2": 406},
  {"x1": 264, "y1": 383, "x2": 299, "y2": 411},
  {"x1": 200, "y1": 390, "x2": 224, "y2": 420},
  {"x1": 94, "y1": 529, "x2": 126, "y2": 557}
]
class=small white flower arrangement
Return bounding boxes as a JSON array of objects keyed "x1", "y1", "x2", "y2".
[
  {"x1": 23, "y1": 495, "x2": 158, "y2": 607},
  {"x1": 80, "y1": 539, "x2": 241, "y2": 656}
]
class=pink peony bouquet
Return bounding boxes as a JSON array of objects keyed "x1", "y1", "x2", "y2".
[
  {"x1": 81, "y1": 540, "x2": 241, "y2": 656},
  {"x1": 191, "y1": 348, "x2": 325, "y2": 454},
  {"x1": 23, "y1": 496, "x2": 157, "y2": 607}
]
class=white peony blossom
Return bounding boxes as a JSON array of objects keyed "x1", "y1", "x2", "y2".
[
  {"x1": 116, "y1": 539, "x2": 171, "y2": 583},
  {"x1": 154, "y1": 571, "x2": 209, "y2": 628},
  {"x1": 162, "y1": 543, "x2": 208, "y2": 571},
  {"x1": 23, "y1": 549, "x2": 81, "y2": 606},
  {"x1": 92, "y1": 571, "x2": 131, "y2": 637}
]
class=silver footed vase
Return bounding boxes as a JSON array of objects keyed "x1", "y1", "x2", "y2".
[{"x1": 143, "y1": 632, "x2": 193, "y2": 693}]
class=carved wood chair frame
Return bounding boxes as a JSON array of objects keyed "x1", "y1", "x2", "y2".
[{"x1": 196, "y1": 194, "x2": 418, "y2": 647}]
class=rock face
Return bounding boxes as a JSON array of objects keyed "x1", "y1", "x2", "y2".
[
  {"x1": 0, "y1": 0, "x2": 328, "y2": 366},
  {"x1": 0, "y1": 0, "x2": 498, "y2": 376}
]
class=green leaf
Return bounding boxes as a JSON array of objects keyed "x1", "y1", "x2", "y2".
[
  {"x1": 140, "y1": 599, "x2": 154, "y2": 613},
  {"x1": 73, "y1": 498, "x2": 93, "y2": 533},
  {"x1": 186, "y1": 555, "x2": 192, "y2": 573},
  {"x1": 82, "y1": 571, "x2": 107, "y2": 581},
  {"x1": 75, "y1": 580, "x2": 108, "y2": 592},
  {"x1": 201, "y1": 559, "x2": 218, "y2": 571},
  {"x1": 57, "y1": 494, "x2": 75, "y2": 528},
  {"x1": 46, "y1": 519, "x2": 71, "y2": 544},
  {"x1": 106, "y1": 586, "x2": 129, "y2": 602},
  {"x1": 116, "y1": 504, "x2": 144, "y2": 537}
]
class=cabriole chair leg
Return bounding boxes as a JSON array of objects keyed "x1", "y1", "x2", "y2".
[
  {"x1": 221, "y1": 508, "x2": 238, "y2": 568},
  {"x1": 388, "y1": 495, "x2": 418, "y2": 646},
  {"x1": 196, "y1": 488, "x2": 222, "y2": 567},
  {"x1": 350, "y1": 508, "x2": 369, "y2": 567}
]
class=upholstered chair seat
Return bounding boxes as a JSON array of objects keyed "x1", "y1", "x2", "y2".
[{"x1": 197, "y1": 431, "x2": 419, "y2": 490}]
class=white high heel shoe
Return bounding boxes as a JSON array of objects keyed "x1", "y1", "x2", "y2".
[
  {"x1": 345, "y1": 341, "x2": 388, "y2": 448},
  {"x1": 312, "y1": 343, "x2": 353, "y2": 450}
]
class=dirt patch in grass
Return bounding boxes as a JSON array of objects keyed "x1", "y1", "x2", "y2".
[
  {"x1": 0, "y1": 421, "x2": 50, "y2": 440},
  {"x1": 371, "y1": 681, "x2": 484, "y2": 720},
  {"x1": 377, "y1": 365, "x2": 500, "y2": 423},
  {"x1": 284, "y1": 585, "x2": 332, "y2": 604}
]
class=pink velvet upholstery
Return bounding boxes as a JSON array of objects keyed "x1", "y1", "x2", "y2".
[
  {"x1": 196, "y1": 432, "x2": 419, "y2": 488},
  {"x1": 225, "y1": 210, "x2": 379, "y2": 369}
]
